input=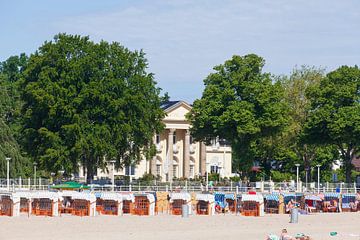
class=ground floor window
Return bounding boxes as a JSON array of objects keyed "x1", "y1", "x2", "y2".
[
  {"x1": 190, "y1": 165, "x2": 194, "y2": 178},
  {"x1": 156, "y1": 164, "x2": 161, "y2": 176},
  {"x1": 210, "y1": 165, "x2": 219, "y2": 174},
  {"x1": 173, "y1": 165, "x2": 178, "y2": 178}
]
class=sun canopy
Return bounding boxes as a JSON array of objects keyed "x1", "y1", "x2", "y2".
[
  {"x1": 265, "y1": 193, "x2": 279, "y2": 201},
  {"x1": 342, "y1": 193, "x2": 356, "y2": 198},
  {"x1": 242, "y1": 194, "x2": 263, "y2": 203},
  {"x1": 70, "y1": 192, "x2": 96, "y2": 202},
  {"x1": 30, "y1": 191, "x2": 60, "y2": 201},
  {"x1": 170, "y1": 192, "x2": 191, "y2": 202},
  {"x1": 324, "y1": 192, "x2": 340, "y2": 198},
  {"x1": 196, "y1": 193, "x2": 215, "y2": 202},
  {"x1": 0, "y1": 192, "x2": 20, "y2": 202},
  {"x1": 121, "y1": 193, "x2": 135, "y2": 202},
  {"x1": 50, "y1": 182, "x2": 90, "y2": 190},
  {"x1": 100, "y1": 192, "x2": 122, "y2": 202},
  {"x1": 305, "y1": 195, "x2": 322, "y2": 201}
]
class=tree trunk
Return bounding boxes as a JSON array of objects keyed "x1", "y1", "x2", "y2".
[
  {"x1": 345, "y1": 149, "x2": 355, "y2": 184},
  {"x1": 86, "y1": 157, "x2": 95, "y2": 184}
]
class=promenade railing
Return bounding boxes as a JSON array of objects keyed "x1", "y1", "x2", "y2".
[{"x1": 0, "y1": 178, "x2": 358, "y2": 193}]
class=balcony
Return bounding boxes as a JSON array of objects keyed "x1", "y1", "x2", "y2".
[
  {"x1": 173, "y1": 144, "x2": 179, "y2": 154},
  {"x1": 156, "y1": 143, "x2": 162, "y2": 153},
  {"x1": 189, "y1": 144, "x2": 196, "y2": 154}
]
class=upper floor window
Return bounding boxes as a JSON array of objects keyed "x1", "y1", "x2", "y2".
[
  {"x1": 156, "y1": 134, "x2": 160, "y2": 144},
  {"x1": 125, "y1": 165, "x2": 135, "y2": 176},
  {"x1": 173, "y1": 131, "x2": 176, "y2": 143}
]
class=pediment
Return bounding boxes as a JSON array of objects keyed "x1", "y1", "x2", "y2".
[{"x1": 164, "y1": 101, "x2": 192, "y2": 121}]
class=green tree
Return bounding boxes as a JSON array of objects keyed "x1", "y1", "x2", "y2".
[
  {"x1": 0, "y1": 54, "x2": 31, "y2": 178},
  {"x1": 187, "y1": 54, "x2": 289, "y2": 177},
  {"x1": 280, "y1": 66, "x2": 339, "y2": 182},
  {"x1": 21, "y1": 34, "x2": 164, "y2": 183},
  {"x1": 304, "y1": 66, "x2": 360, "y2": 183}
]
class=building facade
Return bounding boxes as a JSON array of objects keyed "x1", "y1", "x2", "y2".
[{"x1": 80, "y1": 101, "x2": 232, "y2": 181}]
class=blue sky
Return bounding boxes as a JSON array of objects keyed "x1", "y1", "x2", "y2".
[{"x1": 1, "y1": 0, "x2": 359, "y2": 102}]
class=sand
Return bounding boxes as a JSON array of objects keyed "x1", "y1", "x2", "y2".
[{"x1": 0, "y1": 213, "x2": 359, "y2": 240}]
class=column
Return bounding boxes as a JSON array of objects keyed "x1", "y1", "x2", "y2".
[
  {"x1": 151, "y1": 156, "x2": 157, "y2": 176},
  {"x1": 184, "y1": 130, "x2": 190, "y2": 178},
  {"x1": 167, "y1": 129, "x2": 175, "y2": 181},
  {"x1": 150, "y1": 135, "x2": 157, "y2": 175},
  {"x1": 200, "y1": 142, "x2": 206, "y2": 175}
]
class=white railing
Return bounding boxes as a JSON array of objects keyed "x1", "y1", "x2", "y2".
[
  {"x1": 156, "y1": 143, "x2": 162, "y2": 153},
  {"x1": 173, "y1": 144, "x2": 179, "y2": 154},
  {"x1": 189, "y1": 144, "x2": 196, "y2": 154},
  {"x1": 0, "y1": 179, "x2": 358, "y2": 194}
]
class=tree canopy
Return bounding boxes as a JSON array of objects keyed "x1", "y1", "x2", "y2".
[
  {"x1": 304, "y1": 65, "x2": 360, "y2": 183},
  {"x1": 0, "y1": 54, "x2": 31, "y2": 178},
  {"x1": 21, "y1": 34, "x2": 164, "y2": 182},
  {"x1": 187, "y1": 54, "x2": 289, "y2": 177}
]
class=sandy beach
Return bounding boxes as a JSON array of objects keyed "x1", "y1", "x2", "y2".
[{"x1": 0, "y1": 213, "x2": 359, "y2": 240}]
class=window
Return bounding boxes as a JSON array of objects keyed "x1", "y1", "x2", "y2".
[
  {"x1": 210, "y1": 166, "x2": 219, "y2": 174},
  {"x1": 190, "y1": 165, "x2": 194, "y2": 178},
  {"x1": 156, "y1": 134, "x2": 160, "y2": 144},
  {"x1": 125, "y1": 165, "x2": 135, "y2": 175},
  {"x1": 173, "y1": 131, "x2": 176, "y2": 143},
  {"x1": 156, "y1": 165, "x2": 161, "y2": 176},
  {"x1": 173, "y1": 165, "x2": 177, "y2": 178},
  {"x1": 190, "y1": 136, "x2": 193, "y2": 144}
]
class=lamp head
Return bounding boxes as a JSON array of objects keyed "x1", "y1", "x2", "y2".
[
  {"x1": 5, "y1": 157, "x2": 11, "y2": 161},
  {"x1": 295, "y1": 164, "x2": 300, "y2": 167}
]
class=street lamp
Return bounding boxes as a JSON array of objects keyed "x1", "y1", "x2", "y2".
[
  {"x1": 305, "y1": 167, "x2": 309, "y2": 192},
  {"x1": 316, "y1": 164, "x2": 321, "y2": 193},
  {"x1": 6, "y1": 157, "x2": 11, "y2": 191},
  {"x1": 206, "y1": 161, "x2": 210, "y2": 192},
  {"x1": 109, "y1": 159, "x2": 116, "y2": 191},
  {"x1": 295, "y1": 164, "x2": 300, "y2": 192},
  {"x1": 33, "y1": 162, "x2": 37, "y2": 188}
]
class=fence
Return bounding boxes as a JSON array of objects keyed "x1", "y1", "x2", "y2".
[{"x1": 0, "y1": 178, "x2": 358, "y2": 193}]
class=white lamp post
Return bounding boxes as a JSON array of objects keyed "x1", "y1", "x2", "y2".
[
  {"x1": 316, "y1": 164, "x2": 321, "y2": 194},
  {"x1": 109, "y1": 159, "x2": 116, "y2": 191},
  {"x1": 206, "y1": 161, "x2": 210, "y2": 192},
  {"x1": 33, "y1": 162, "x2": 37, "y2": 189},
  {"x1": 6, "y1": 157, "x2": 11, "y2": 191},
  {"x1": 295, "y1": 164, "x2": 300, "y2": 192}
]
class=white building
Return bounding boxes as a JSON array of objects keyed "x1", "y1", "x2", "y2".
[{"x1": 79, "y1": 101, "x2": 232, "y2": 181}]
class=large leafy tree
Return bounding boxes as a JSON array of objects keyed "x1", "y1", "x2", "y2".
[
  {"x1": 188, "y1": 54, "x2": 289, "y2": 176},
  {"x1": 304, "y1": 66, "x2": 360, "y2": 183},
  {"x1": 0, "y1": 54, "x2": 31, "y2": 178},
  {"x1": 21, "y1": 34, "x2": 164, "y2": 183},
  {"x1": 280, "y1": 66, "x2": 339, "y2": 182}
]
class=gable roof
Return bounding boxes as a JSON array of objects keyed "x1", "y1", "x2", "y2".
[
  {"x1": 161, "y1": 100, "x2": 192, "y2": 112},
  {"x1": 161, "y1": 101, "x2": 181, "y2": 110}
]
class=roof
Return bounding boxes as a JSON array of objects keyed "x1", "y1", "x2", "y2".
[
  {"x1": 161, "y1": 100, "x2": 192, "y2": 112},
  {"x1": 161, "y1": 101, "x2": 181, "y2": 110}
]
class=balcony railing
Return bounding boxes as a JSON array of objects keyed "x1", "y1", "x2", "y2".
[
  {"x1": 156, "y1": 143, "x2": 162, "y2": 153},
  {"x1": 173, "y1": 144, "x2": 179, "y2": 154},
  {"x1": 189, "y1": 144, "x2": 196, "y2": 154}
]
